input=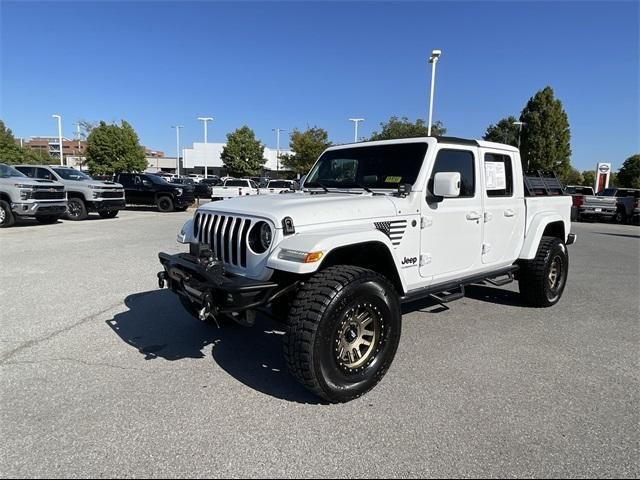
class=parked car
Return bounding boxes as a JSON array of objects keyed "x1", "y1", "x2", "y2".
[
  {"x1": 263, "y1": 179, "x2": 298, "y2": 194},
  {"x1": 564, "y1": 185, "x2": 595, "y2": 221},
  {"x1": 15, "y1": 165, "x2": 125, "y2": 220},
  {"x1": 200, "y1": 178, "x2": 223, "y2": 188},
  {"x1": 172, "y1": 177, "x2": 211, "y2": 198},
  {"x1": 210, "y1": 178, "x2": 259, "y2": 200},
  {"x1": 0, "y1": 163, "x2": 67, "y2": 227},
  {"x1": 187, "y1": 174, "x2": 206, "y2": 183},
  {"x1": 597, "y1": 188, "x2": 640, "y2": 224},
  {"x1": 250, "y1": 176, "x2": 270, "y2": 188},
  {"x1": 576, "y1": 190, "x2": 618, "y2": 222},
  {"x1": 157, "y1": 137, "x2": 576, "y2": 403},
  {"x1": 113, "y1": 173, "x2": 195, "y2": 212}
]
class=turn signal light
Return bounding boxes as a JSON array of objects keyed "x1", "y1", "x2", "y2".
[{"x1": 304, "y1": 251, "x2": 324, "y2": 263}]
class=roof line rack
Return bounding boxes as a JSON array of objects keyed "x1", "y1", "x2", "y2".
[{"x1": 433, "y1": 136, "x2": 479, "y2": 147}]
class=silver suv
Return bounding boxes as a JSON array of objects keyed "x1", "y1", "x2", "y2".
[
  {"x1": 15, "y1": 165, "x2": 125, "y2": 221},
  {"x1": 0, "y1": 163, "x2": 67, "y2": 228}
]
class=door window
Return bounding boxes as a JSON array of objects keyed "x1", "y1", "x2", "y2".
[
  {"x1": 429, "y1": 149, "x2": 475, "y2": 198},
  {"x1": 484, "y1": 153, "x2": 514, "y2": 197},
  {"x1": 36, "y1": 168, "x2": 55, "y2": 180}
]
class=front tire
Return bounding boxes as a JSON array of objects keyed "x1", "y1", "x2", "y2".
[
  {"x1": 156, "y1": 196, "x2": 174, "y2": 212},
  {"x1": 614, "y1": 209, "x2": 627, "y2": 224},
  {"x1": 519, "y1": 236, "x2": 569, "y2": 307},
  {"x1": 66, "y1": 197, "x2": 88, "y2": 221},
  {"x1": 285, "y1": 266, "x2": 402, "y2": 403},
  {"x1": 0, "y1": 200, "x2": 15, "y2": 228}
]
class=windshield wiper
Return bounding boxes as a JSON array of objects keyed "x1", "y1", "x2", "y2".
[
  {"x1": 307, "y1": 181, "x2": 329, "y2": 193},
  {"x1": 356, "y1": 183, "x2": 373, "y2": 194}
]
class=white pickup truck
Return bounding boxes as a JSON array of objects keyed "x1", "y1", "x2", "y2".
[
  {"x1": 262, "y1": 179, "x2": 298, "y2": 195},
  {"x1": 210, "y1": 178, "x2": 259, "y2": 200},
  {"x1": 158, "y1": 137, "x2": 576, "y2": 403}
]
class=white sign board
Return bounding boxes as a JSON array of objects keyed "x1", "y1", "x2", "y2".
[{"x1": 485, "y1": 162, "x2": 507, "y2": 190}]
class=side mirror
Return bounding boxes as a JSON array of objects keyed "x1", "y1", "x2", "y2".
[{"x1": 433, "y1": 172, "x2": 461, "y2": 198}]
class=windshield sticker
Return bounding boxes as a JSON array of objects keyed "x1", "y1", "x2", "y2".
[
  {"x1": 385, "y1": 176, "x2": 403, "y2": 184},
  {"x1": 485, "y1": 162, "x2": 506, "y2": 190}
]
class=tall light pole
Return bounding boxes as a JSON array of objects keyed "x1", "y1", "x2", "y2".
[
  {"x1": 427, "y1": 49, "x2": 442, "y2": 136},
  {"x1": 272, "y1": 128, "x2": 286, "y2": 172},
  {"x1": 348, "y1": 118, "x2": 364, "y2": 143},
  {"x1": 198, "y1": 117, "x2": 213, "y2": 178},
  {"x1": 52, "y1": 114, "x2": 63, "y2": 165},
  {"x1": 172, "y1": 125, "x2": 183, "y2": 176},
  {"x1": 513, "y1": 121, "x2": 526, "y2": 149}
]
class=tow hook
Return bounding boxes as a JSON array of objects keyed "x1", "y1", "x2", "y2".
[{"x1": 157, "y1": 271, "x2": 167, "y2": 289}]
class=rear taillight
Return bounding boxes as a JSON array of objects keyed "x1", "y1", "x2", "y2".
[{"x1": 572, "y1": 195, "x2": 584, "y2": 208}]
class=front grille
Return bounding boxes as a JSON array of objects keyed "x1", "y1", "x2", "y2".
[
  {"x1": 193, "y1": 212, "x2": 253, "y2": 268},
  {"x1": 33, "y1": 191, "x2": 65, "y2": 200},
  {"x1": 99, "y1": 191, "x2": 124, "y2": 199}
]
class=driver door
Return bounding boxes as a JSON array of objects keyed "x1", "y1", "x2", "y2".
[{"x1": 420, "y1": 147, "x2": 484, "y2": 283}]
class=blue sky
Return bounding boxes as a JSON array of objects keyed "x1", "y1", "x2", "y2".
[{"x1": 1, "y1": 1, "x2": 638, "y2": 171}]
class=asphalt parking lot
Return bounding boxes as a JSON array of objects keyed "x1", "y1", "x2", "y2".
[{"x1": 1, "y1": 210, "x2": 638, "y2": 478}]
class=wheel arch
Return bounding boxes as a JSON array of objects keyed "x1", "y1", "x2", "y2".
[{"x1": 519, "y1": 214, "x2": 568, "y2": 260}]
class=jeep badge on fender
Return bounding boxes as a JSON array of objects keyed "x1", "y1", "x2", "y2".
[{"x1": 157, "y1": 136, "x2": 576, "y2": 403}]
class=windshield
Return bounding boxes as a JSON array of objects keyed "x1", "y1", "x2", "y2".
[
  {"x1": 149, "y1": 175, "x2": 169, "y2": 185},
  {"x1": 52, "y1": 168, "x2": 93, "y2": 181},
  {"x1": 226, "y1": 180, "x2": 247, "y2": 187},
  {"x1": 0, "y1": 164, "x2": 26, "y2": 178},
  {"x1": 305, "y1": 143, "x2": 428, "y2": 190},
  {"x1": 268, "y1": 181, "x2": 292, "y2": 189}
]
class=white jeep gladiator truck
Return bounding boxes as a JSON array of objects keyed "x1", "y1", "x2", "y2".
[
  {"x1": 210, "y1": 178, "x2": 259, "y2": 200},
  {"x1": 0, "y1": 163, "x2": 68, "y2": 227},
  {"x1": 15, "y1": 165, "x2": 125, "y2": 220},
  {"x1": 158, "y1": 137, "x2": 576, "y2": 403}
]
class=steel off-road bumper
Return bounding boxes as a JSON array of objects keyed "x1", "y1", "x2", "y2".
[{"x1": 158, "y1": 244, "x2": 291, "y2": 323}]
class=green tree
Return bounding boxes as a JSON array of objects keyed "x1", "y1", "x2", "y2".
[
  {"x1": 483, "y1": 115, "x2": 520, "y2": 147},
  {"x1": 281, "y1": 127, "x2": 332, "y2": 175},
  {"x1": 561, "y1": 167, "x2": 583, "y2": 186},
  {"x1": 369, "y1": 116, "x2": 446, "y2": 141},
  {"x1": 519, "y1": 86, "x2": 572, "y2": 176},
  {"x1": 0, "y1": 120, "x2": 27, "y2": 164},
  {"x1": 582, "y1": 170, "x2": 596, "y2": 188},
  {"x1": 220, "y1": 125, "x2": 266, "y2": 177},
  {"x1": 85, "y1": 120, "x2": 146, "y2": 175},
  {"x1": 617, "y1": 154, "x2": 640, "y2": 188}
]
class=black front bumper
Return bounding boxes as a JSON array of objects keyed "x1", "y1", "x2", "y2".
[
  {"x1": 93, "y1": 199, "x2": 126, "y2": 211},
  {"x1": 158, "y1": 245, "x2": 282, "y2": 316}
]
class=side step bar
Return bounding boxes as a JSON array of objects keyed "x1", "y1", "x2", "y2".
[{"x1": 401, "y1": 265, "x2": 519, "y2": 305}]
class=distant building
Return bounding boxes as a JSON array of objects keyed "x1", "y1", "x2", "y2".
[
  {"x1": 182, "y1": 142, "x2": 292, "y2": 176},
  {"x1": 20, "y1": 137, "x2": 164, "y2": 168}
]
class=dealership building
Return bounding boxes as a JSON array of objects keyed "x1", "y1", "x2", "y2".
[{"x1": 180, "y1": 142, "x2": 292, "y2": 176}]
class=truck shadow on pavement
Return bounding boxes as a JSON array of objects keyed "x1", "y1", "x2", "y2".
[{"x1": 106, "y1": 289, "x2": 322, "y2": 404}]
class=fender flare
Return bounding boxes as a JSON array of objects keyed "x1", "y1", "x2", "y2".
[
  {"x1": 266, "y1": 229, "x2": 407, "y2": 291},
  {"x1": 519, "y1": 213, "x2": 567, "y2": 260}
]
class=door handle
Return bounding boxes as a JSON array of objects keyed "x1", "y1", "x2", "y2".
[
  {"x1": 466, "y1": 211, "x2": 481, "y2": 221},
  {"x1": 504, "y1": 209, "x2": 516, "y2": 217}
]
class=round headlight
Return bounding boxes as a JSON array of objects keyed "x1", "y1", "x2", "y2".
[{"x1": 249, "y1": 221, "x2": 272, "y2": 254}]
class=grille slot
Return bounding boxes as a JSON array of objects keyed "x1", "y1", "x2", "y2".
[{"x1": 195, "y1": 213, "x2": 253, "y2": 268}]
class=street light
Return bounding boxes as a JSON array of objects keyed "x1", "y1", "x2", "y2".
[
  {"x1": 172, "y1": 125, "x2": 183, "y2": 176},
  {"x1": 513, "y1": 121, "x2": 526, "y2": 149},
  {"x1": 427, "y1": 49, "x2": 442, "y2": 136},
  {"x1": 348, "y1": 118, "x2": 364, "y2": 143},
  {"x1": 198, "y1": 117, "x2": 213, "y2": 178},
  {"x1": 272, "y1": 128, "x2": 287, "y2": 172},
  {"x1": 52, "y1": 114, "x2": 63, "y2": 165}
]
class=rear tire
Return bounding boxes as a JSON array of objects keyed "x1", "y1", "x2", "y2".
[
  {"x1": 614, "y1": 209, "x2": 627, "y2": 224},
  {"x1": 156, "y1": 196, "x2": 174, "y2": 212},
  {"x1": 36, "y1": 215, "x2": 60, "y2": 225},
  {"x1": 66, "y1": 197, "x2": 88, "y2": 221},
  {"x1": 284, "y1": 265, "x2": 402, "y2": 403},
  {"x1": 0, "y1": 200, "x2": 15, "y2": 228},
  {"x1": 99, "y1": 210, "x2": 119, "y2": 219},
  {"x1": 519, "y1": 236, "x2": 569, "y2": 307}
]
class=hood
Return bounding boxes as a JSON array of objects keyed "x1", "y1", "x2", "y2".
[
  {"x1": 169, "y1": 182, "x2": 194, "y2": 191},
  {"x1": 198, "y1": 192, "x2": 398, "y2": 227},
  {"x1": 87, "y1": 180, "x2": 123, "y2": 188},
  {"x1": 4, "y1": 177, "x2": 64, "y2": 187}
]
